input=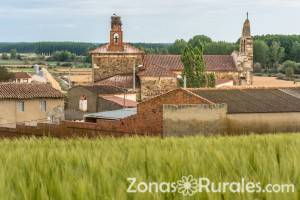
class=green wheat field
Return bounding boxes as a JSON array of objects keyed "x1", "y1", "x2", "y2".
[{"x1": 0, "y1": 134, "x2": 299, "y2": 200}]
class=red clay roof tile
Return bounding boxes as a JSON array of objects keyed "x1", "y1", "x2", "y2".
[
  {"x1": 143, "y1": 54, "x2": 238, "y2": 73},
  {"x1": 0, "y1": 83, "x2": 64, "y2": 99},
  {"x1": 101, "y1": 95, "x2": 137, "y2": 108}
]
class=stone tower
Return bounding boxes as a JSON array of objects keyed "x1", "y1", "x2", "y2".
[
  {"x1": 238, "y1": 13, "x2": 253, "y2": 85},
  {"x1": 90, "y1": 15, "x2": 144, "y2": 83},
  {"x1": 108, "y1": 14, "x2": 124, "y2": 51}
]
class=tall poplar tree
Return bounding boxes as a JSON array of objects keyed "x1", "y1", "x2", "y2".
[{"x1": 181, "y1": 44, "x2": 207, "y2": 87}]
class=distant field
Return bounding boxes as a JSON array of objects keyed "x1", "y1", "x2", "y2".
[
  {"x1": 252, "y1": 76, "x2": 296, "y2": 87},
  {"x1": 8, "y1": 67, "x2": 35, "y2": 73},
  {"x1": 0, "y1": 134, "x2": 298, "y2": 199}
]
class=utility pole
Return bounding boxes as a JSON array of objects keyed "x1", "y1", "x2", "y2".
[{"x1": 183, "y1": 75, "x2": 187, "y2": 88}]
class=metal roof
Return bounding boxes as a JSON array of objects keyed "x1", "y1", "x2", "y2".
[
  {"x1": 84, "y1": 108, "x2": 137, "y2": 120},
  {"x1": 190, "y1": 88, "x2": 300, "y2": 114}
]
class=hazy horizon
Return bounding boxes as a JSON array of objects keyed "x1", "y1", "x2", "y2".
[{"x1": 1, "y1": 0, "x2": 300, "y2": 43}]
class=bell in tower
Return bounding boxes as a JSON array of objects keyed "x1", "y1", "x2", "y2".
[{"x1": 108, "y1": 14, "x2": 124, "y2": 51}]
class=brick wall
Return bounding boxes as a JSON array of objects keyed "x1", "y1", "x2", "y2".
[{"x1": 96, "y1": 89, "x2": 213, "y2": 135}]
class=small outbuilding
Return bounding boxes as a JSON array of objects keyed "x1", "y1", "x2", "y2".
[
  {"x1": 66, "y1": 85, "x2": 137, "y2": 120},
  {"x1": 11, "y1": 72, "x2": 32, "y2": 83}
]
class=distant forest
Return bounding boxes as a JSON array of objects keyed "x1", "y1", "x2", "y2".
[
  {"x1": 2, "y1": 35, "x2": 300, "y2": 72},
  {"x1": 0, "y1": 42, "x2": 172, "y2": 56}
]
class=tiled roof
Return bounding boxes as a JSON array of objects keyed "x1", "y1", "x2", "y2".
[
  {"x1": 0, "y1": 83, "x2": 64, "y2": 99},
  {"x1": 95, "y1": 75, "x2": 136, "y2": 89},
  {"x1": 143, "y1": 54, "x2": 238, "y2": 73},
  {"x1": 14, "y1": 72, "x2": 31, "y2": 79},
  {"x1": 138, "y1": 65, "x2": 177, "y2": 77},
  {"x1": 101, "y1": 95, "x2": 137, "y2": 108},
  {"x1": 89, "y1": 43, "x2": 144, "y2": 54},
  {"x1": 204, "y1": 55, "x2": 238, "y2": 72},
  {"x1": 75, "y1": 85, "x2": 127, "y2": 95},
  {"x1": 143, "y1": 55, "x2": 183, "y2": 71},
  {"x1": 190, "y1": 88, "x2": 300, "y2": 114}
]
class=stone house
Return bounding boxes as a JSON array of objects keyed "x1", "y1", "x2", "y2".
[
  {"x1": 66, "y1": 85, "x2": 137, "y2": 120},
  {"x1": 0, "y1": 83, "x2": 65, "y2": 127},
  {"x1": 11, "y1": 72, "x2": 32, "y2": 83},
  {"x1": 90, "y1": 14, "x2": 254, "y2": 100}
]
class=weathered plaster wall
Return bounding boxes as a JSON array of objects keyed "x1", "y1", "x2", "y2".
[
  {"x1": 67, "y1": 87, "x2": 98, "y2": 113},
  {"x1": 227, "y1": 112, "x2": 300, "y2": 134},
  {"x1": 0, "y1": 99, "x2": 64, "y2": 128},
  {"x1": 163, "y1": 104, "x2": 227, "y2": 136}
]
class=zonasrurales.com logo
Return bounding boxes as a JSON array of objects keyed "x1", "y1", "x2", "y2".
[
  {"x1": 127, "y1": 176, "x2": 295, "y2": 196},
  {"x1": 177, "y1": 175, "x2": 198, "y2": 196}
]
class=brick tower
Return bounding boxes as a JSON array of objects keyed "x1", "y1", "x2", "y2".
[
  {"x1": 108, "y1": 14, "x2": 124, "y2": 51},
  {"x1": 239, "y1": 12, "x2": 253, "y2": 85}
]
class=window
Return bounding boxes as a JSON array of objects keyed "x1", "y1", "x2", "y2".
[
  {"x1": 79, "y1": 95, "x2": 88, "y2": 112},
  {"x1": 17, "y1": 101, "x2": 25, "y2": 112},
  {"x1": 113, "y1": 33, "x2": 119, "y2": 44},
  {"x1": 40, "y1": 100, "x2": 47, "y2": 112}
]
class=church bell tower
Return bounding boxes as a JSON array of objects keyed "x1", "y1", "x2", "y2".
[
  {"x1": 108, "y1": 14, "x2": 124, "y2": 51},
  {"x1": 239, "y1": 12, "x2": 253, "y2": 85}
]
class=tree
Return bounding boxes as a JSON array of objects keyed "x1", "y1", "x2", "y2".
[
  {"x1": 168, "y1": 39, "x2": 187, "y2": 54},
  {"x1": 207, "y1": 73, "x2": 216, "y2": 87},
  {"x1": 282, "y1": 60, "x2": 300, "y2": 74},
  {"x1": 1, "y1": 53, "x2": 9, "y2": 60},
  {"x1": 253, "y1": 63, "x2": 262, "y2": 73},
  {"x1": 253, "y1": 40, "x2": 269, "y2": 68},
  {"x1": 10, "y1": 49, "x2": 17, "y2": 59},
  {"x1": 290, "y1": 42, "x2": 300, "y2": 62},
  {"x1": 204, "y1": 41, "x2": 238, "y2": 55},
  {"x1": 285, "y1": 67, "x2": 294, "y2": 79},
  {"x1": 267, "y1": 41, "x2": 285, "y2": 70},
  {"x1": 188, "y1": 35, "x2": 212, "y2": 48},
  {"x1": 0, "y1": 67, "x2": 14, "y2": 82},
  {"x1": 48, "y1": 51, "x2": 76, "y2": 62},
  {"x1": 181, "y1": 44, "x2": 207, "y2": 87}
]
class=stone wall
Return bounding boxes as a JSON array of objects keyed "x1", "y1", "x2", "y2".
[
  {"x1": 237, "y1": 36, "x2": 253, "y2": 85},
  {"x1": 92, "y1": 54, "x2": 143, "y2": 82},
  {"x1": 211, "y1": 71, "x2": 240, "y2": 84},
  {"x1": 163, "y1": 104, "x2": 227, "y2": 136},
  {"x1": 140, "y1": 77, "x2": 178, "y2": 100}
]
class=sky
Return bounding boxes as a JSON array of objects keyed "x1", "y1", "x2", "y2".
[{"x1": 0, "y1": 0, "x2": 299, "y2": 43}]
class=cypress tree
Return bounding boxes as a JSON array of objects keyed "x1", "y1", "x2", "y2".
[{"x1": 181, "y1": 44, "x2": 207, "y2": 87}]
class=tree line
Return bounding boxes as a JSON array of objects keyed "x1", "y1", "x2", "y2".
[
  {"x1": 0, "y1": 42, "x2": 97, "y2": 55},
  {"x1": 2, "y1": 35, "x2": 300, "y2": 75}
]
